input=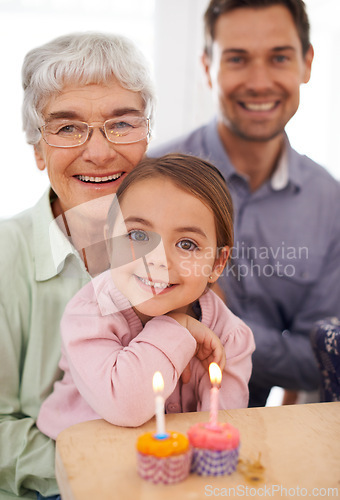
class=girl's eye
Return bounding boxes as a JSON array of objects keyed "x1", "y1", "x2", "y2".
[
  {"x1": 177, "y1": 239, "x2": 197, "y2": 251},
  {"x1": 128, "y1": 230, "x2": 149, "y2": 242}
]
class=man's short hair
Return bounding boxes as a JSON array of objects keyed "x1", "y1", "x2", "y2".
[{"x1": 204, "y1": 0, "x2": 311, "y2": 58}]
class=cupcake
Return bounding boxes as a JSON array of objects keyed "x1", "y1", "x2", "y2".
[
  {"x1": 136, "y1": 431, "x2": 192, "y2": 484},
  {"x1": 187, "y1": 422, "x2": 240, "y2": 476}
]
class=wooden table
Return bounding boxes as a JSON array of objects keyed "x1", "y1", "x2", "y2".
[{"x1": 56, "y1": 403, "x2": 340, "y2": 499}]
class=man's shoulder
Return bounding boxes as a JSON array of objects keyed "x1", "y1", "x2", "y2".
[
  {"x1": 293, "y1": 149, "x2": 340, "y2": 197},
  {"x1": 149, "y1": 124, "x2": 210, "y2": 158}
]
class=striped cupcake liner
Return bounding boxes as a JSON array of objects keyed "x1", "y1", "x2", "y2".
[
  {"x1": 190, "y1": 446, "x2": 239, "y2": 476},
  {"x1": 137, "y1": 449, "x2": 192, "y2": 484}
]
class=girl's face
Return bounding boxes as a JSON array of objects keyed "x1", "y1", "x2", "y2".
[{"x1": 109, "y1": 177, "x2": 228, "y2": 323}]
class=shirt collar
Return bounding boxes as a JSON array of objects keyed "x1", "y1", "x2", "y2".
[
  {"x1": 271, "y1": 145, "x2": 288, "y2": 190},
  {"x1": 207, "y1": 119, "x2": 303, "y2": 191},
  {"x1": 49, "y1": 213, "x2": 79, "y2": 275},
  {"x1": 33, "y1": 189, "x2": 81, "y2": 281}
]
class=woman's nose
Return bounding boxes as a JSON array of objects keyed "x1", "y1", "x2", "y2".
[{"x1": 82, "y1": 128, "x2": 117, "y2": 165}]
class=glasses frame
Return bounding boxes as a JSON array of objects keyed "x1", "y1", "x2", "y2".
[{"x1": 39, "y1": 117, "x2": 151, "y2": 148}]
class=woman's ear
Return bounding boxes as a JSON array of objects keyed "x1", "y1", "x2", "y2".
[
  {"x1": 34, "y1": 144, "x2": 46, "y2": 171},
  {"x1": 208, "y1": 246, "x2": 230, "y2": 284}
]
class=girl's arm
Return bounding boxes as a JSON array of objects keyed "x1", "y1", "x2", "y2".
[
  {"x1": 166, "y1": 312, "x2": 226, "y2": 383},
  {"x1": 57, "y1": 304, "x2": 197, "y2": 428},
  {"x1": 197, "y1": 296, "x2": 255, "y2": 410}
]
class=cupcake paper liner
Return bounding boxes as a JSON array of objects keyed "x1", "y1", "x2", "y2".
[
  {"x1": 137, "y1": 449, "x2": 192, "y2": 484},
  {"x1": 190, "y1": 446, "x2": 239, "y2": 476}
]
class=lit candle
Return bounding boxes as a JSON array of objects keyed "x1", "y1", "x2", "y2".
[
  {"x1": 152, "y1": 371, "x2": 168, "y2": 439},
  {"x1": 208, "y1": 362, "x2": 222, "y2": 429}
]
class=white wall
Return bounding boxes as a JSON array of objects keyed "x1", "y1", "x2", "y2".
[
  {"x1": 152, "y1": 0, "x2": 212, "y2": 144},
  {"x1": 0, "y1": 0, "x2": 339, "y2": 218},
  {"x1": 0, "y1": 0, "x2": 155, "y2": 218},
  {"x1": 152, "y1": 0, "x2": 340, "y2": 183},
  {"x1": 285, "y1": 0, "x2": 340, "y2": 179}
]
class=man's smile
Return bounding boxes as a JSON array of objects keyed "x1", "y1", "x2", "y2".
[{"x1": 239, "y1": 101, "x2": 280, "y2": 112}]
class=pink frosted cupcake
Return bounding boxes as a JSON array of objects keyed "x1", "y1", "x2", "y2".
[
  {"x1": 187, "y1": 422, "x2": 240, "y2": 476},
  {"x1": 136, "y1": 431, "x2": 192, "y2": 484}
]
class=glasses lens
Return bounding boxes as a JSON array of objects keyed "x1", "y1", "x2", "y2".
[
  {"x1": 42, "y1": 121, "x2": 88, "y2": 147},
  {"x1": 104, "y1": 116, "x2": 148, "y2": 144}
]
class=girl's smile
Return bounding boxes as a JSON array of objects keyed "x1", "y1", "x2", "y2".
[{"x1": 134, "y1": 274, "x2": 176, "y2": 294}]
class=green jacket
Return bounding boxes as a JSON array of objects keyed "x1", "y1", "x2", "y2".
[{"x1": 0, "y1": 189, "x2": 89, "y2": 499}]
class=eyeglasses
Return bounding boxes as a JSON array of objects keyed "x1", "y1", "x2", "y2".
[{"x1": 40, "y1": 115, "x2": 150, "y2": 148}]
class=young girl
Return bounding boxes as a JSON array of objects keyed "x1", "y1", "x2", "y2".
[{"x1": 37, "y1": 154, "x2": 254, "y2": 439}]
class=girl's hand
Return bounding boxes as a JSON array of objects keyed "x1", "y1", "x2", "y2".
[{"x1": 166, "y1": 312, "x2": 226, "y2": 383}]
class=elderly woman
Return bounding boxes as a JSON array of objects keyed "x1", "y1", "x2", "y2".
[{"x1": 0, "y1": 32, "x2": 155, "y2": 500}]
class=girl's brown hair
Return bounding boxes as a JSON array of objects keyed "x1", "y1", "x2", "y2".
[{"x1": 107, "y1": 153, "x2": 233, "y2": 257}]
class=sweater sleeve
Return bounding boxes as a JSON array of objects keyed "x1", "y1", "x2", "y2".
[
  {"x1": 60, "y1": 296, "x2": 197, "y2": 427},
  {"x1": 198, "y1": 293, "x2": 255, "y2": 411}
]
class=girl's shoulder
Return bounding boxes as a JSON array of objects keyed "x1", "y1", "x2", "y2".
[
  {"x1": 64, "y1": 270, "x2": 133, "y2": 319},
  {"x1": 199, "y1": 290, "x2": 254, "y2": 346}
]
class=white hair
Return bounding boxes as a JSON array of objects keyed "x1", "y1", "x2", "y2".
[{"x1": 22, "y1": 32, "x2": 156, "y2": 144}]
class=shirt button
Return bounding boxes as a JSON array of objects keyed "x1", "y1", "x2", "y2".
[{"x1": 166, "y1": 403, "x2": 181, "y2": 413}]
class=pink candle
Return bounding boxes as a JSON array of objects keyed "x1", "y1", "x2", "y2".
[{"x1": 208, "y1": 363, "x2": 222, "y2": 429}]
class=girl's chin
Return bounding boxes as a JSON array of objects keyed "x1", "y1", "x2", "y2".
[
  {"x1": 132, "y1": 299, "x2": 175, "y2": 322},
  {"x1": 134, "y1": 305, "x2": 169, "y2": 318}
]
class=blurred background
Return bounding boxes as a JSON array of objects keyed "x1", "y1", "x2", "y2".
[{"x1": 0, "y1": 0, "x2": 339, "y2": 218}]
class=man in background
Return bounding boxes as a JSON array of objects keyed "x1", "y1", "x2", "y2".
[{"x1": 150, "y1": 0, "x2": 340, "y2": 406}]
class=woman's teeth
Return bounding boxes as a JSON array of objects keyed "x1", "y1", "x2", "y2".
[{"x1": 76, "y1": 173, "x2": 122, "y2": 183}]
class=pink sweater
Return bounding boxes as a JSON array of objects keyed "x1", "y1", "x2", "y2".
[{"x1": 37, "y1": 270, "x2": 255, "y2": 439}]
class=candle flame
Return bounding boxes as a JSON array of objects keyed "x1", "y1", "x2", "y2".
[
  {"x1": 153, "y1": 371, "x2": 164, "y2": 392},
  {"x1": 209, "y1": 362, "x2": 222, "y2": 385}
]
